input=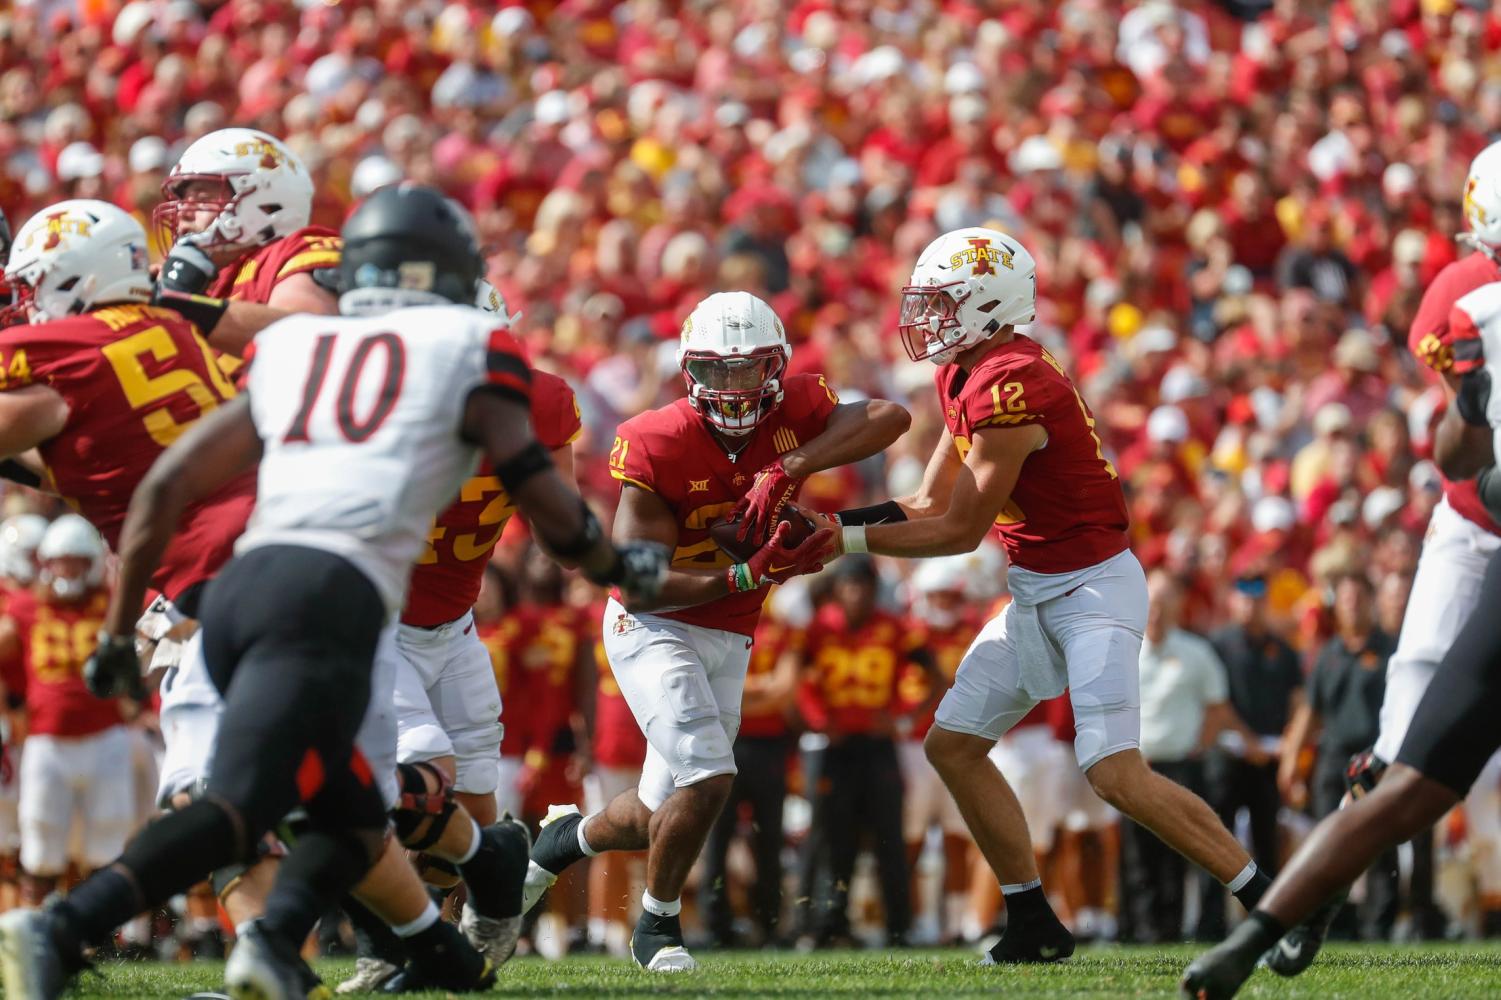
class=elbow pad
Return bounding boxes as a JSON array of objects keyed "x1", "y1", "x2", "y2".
[
  {"x1": 0, "y1": 459, "x2": 40, "y2": 489},
  {"x1": 1456, "y1": 369, "x2": 1492, "y2": 428},
  {"x1": 835, "y1": 500, "x2": 909, "y2": 526},
  {"x1": 495, "y1": 441, "x2": 553, "y2": 494}
]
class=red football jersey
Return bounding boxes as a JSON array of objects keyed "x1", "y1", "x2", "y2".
[
  {"x1": 739, "y1": 617, "x2": 793, "y2": 739},
  {"x1": 896, "y1": 614, "x2": 980, "y2": 740},
  {"x1": 208, "y1": 226, "x2": 342, "y2": 304},
  {"x1": 485, "y1": 604, "x2": 581, "y2": 760},
  {"x1": 1406, "y1": 251, "x2": 1501, "y2": 536},
  {"x1": 403, "y1": 372, "x2": 582, "y2": 628},
  {"x1": 4, "y1": 589, "x2": 122, "y2": 738},
  {"x1": 937, "y1": 335, "x2": 1129, "y2": 573},
  {"x1": 608, "y1": 373, "x2": 841, "y2": 635},
  {"x1": 0, "y1": 304, "x2": 255, "y2": 600},
  {"x1": 592, "y1": 611, "x2": 647, "y2": 767},
  {"x1": 795, "y1": 605, "x2": 923, "y2": 736}
]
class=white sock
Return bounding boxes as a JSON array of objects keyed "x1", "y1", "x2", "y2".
[
  {"x1": 1001, "y1": 877, "x2": 1043, "y2": 895},
  {"x1": 454, "y1": 818, "x2": 482, "y2": 865},
  {"x1": 641, "y1": 891, "x2": 681, "y2": 917},
  {"x1": 578, "y1": 814, "x2": 601, "y2": 857},
  {"x1": 391, "y1": 901, "x2": 440, "y2": 938},
  {"x1": 1224, "y1": 860, "x2": 1258, "y2": 892}
]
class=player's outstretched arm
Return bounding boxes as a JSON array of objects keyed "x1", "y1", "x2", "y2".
[
  {"x1": 463, "y1": 391, "x2": 666, "y2": 600},
  {"x1": 816, "y1": 423, "x2": 1046, "y2": 559},
  {"x1": 732, "y1": 399, "x2": 909, "y2": 541},
  {"x1": 103, "y1": 396, "x2": 265, "y2": 639},
  {"x1": 781, "y1": 399, "x2": 910, "y2": 479},
  {"x1": 0, "y1": 385, "x2": 67, "y2": 461}
]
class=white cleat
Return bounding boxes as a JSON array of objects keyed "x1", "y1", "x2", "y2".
[
  {"x1": 461, "y1": 908, "x2": 522, "y2": 968},
  {"x1": 639, "y1": 944, "x2": 697, "y2": 972},
  {"x1": 521, "y1": 803, "x2": 582, "y2": 915},
  {"x1": 0, "y1": 909, "x2": 72, "y2": 1000},
  {"x1": 333, "y1": 956, "x2": 398, "y2": 994}
]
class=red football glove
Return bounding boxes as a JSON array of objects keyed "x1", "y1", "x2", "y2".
[
  {"x1": 731, "y1": 459, "x2": 799, "y2": 544},
  {"x1": 728, "y1": 521, "x2": 835, "y2": 592}
]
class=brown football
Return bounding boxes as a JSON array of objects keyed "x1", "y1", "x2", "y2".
[{"x1": 710, "y1": 508, "x2": 817, "y2": 562}]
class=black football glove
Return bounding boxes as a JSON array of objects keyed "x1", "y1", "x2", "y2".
[
  {"x1": 156, "y1": 238, "x2": 219, "y2": 297},
  {"x1": 84, "y1": 631, "x2": 145, "y2": 700},
  {"x1": 610, "y1": 541, "x2": 670, "y2": 603}
]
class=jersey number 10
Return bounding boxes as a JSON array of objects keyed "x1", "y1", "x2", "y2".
[{"x1": 284, "y1": 333, "x2": 406, "y2": 444}]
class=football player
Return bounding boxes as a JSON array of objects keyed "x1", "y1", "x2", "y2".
[
  {"x1": 0, "y1": 183, "x2": 668, "y2": 1000},
  {"x1": 0, "y1": 514, "x2": 46, "y2": 912},
  {"x1": 519, "y1": 290, "x2": 911, "y2": 970},
  {"x1": 0, "y1": 517, "x2": 129, "y2": 906},
  {"x1": 792, "y1": 556, "x2": 943, "y2": 946},
  {"x1": 149, "y1": 128, "x2": 340, "y2": 357},
  {"x1": 1179, "y1": 274, "x2": 1501, "y2": 998},
  {"x1": 899, "y1": 555, "x2": 984, "y2": 944},
  {"x1": 804, "y1": 227, "x2": 1293, "y2": 964}
]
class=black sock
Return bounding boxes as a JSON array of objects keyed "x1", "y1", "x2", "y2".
[
  {"x1": 1001, "y1": 884, "x2": 1059, "y2": 926},
  {"x1": 1233, "y1": 869, "x2": 1274, "y2": 912},
  {"x1": 531, "y1": 813, "x2": 587, "y2": 876},
  {"x1": 60, "y1": 800, "x2": 239, "y2": 946},
  {"x1": 262, "y1": 829, "x2": 375, "y2": 946},
  {"x1": 344, "y1": 895, "x2": 407, "y2": 965},
  {"x1": 407, "y1": 917, "x2": 488, "y2": 983},
  {"x1": 458, "y1": 823, "x2": 529, "y2": 918},
  {"x1": 1233, "y1": 910, "x2": 1286, "y2": 953}
]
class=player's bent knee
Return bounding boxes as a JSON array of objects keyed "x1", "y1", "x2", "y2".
[
  {"x1": 1083, "y1": 749, "x2": 1145, "y2": 811},
  {"x1": 392, "y1": 761, "x2": 459, "y2": 852},
  {"x1": 924, "y1": 725, "x2": 989, "y2": 772},
  {"x1": 451, "y1": 730, "x2": 502, "y2": 796}
]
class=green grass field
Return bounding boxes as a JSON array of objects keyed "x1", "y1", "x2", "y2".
[{"x1": 55, "y1": 943, "x2": 1501, "y2": 998}]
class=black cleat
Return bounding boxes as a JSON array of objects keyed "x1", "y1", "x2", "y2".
[
  {"x1": 224, "y1": 919, "x2": 330, "y2": 1000},
  {"x1": 981, "y1": 916, "x2": 1075, "y2": 965},
  {"x1": 459, "y1": 816, "x2": 530, "y2": 967},
  {"x1": 379, "y1": 958, "x2": 495, "y2": 993},
  {"x1": 1181, "y1": 918, "x2": 1270, "y2": 1000},
  {"x1": 1260, "y1": 892, "x2": 1343, "y2": 977},
  {"x1": 631, "y1": 911, "x2": 696, "y2": 971}
]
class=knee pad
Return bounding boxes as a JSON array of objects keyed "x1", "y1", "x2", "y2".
[{"x1": 393, "y1": 761, "x2": 459, "y2": 852}]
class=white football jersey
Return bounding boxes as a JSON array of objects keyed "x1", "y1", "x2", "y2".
[
  {"x1": 237, "y1": 302, "x2": 530, "y2": 615},
  {"x1": 1453, "y1": 281, "x2": 1501, "y2": 459}
]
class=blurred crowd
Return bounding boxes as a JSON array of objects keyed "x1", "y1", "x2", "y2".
[{"x1": 3, "y1": 0, "x2": 1501, "y2": 954}]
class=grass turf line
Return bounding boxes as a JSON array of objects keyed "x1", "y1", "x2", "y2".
[{"x1": 60, "y1": 943, "x2": 1501, "y2": 998}]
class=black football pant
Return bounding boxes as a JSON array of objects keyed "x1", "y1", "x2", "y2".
[
  {"x1": 60, "y1": 546, "x2": 388, "y2": 948},
  {"x1": 701, "y1": 735, "x2": 790, "y2": 942}
]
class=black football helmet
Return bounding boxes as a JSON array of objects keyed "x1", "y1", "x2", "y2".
[{"x1": 339, "y1": 183, "x2": 482, "y2": 306}]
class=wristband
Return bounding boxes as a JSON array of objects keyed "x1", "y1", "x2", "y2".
[
  {"x1": 834, "y1": 500, "x2": 908, "y2": 526},
  {"x1": 154, "y1": 289, "x2": 230, "y2": 335},
  {"x1": 841, "y1": 524, "x2": 868, "y2": 554},
  {"x1": 727, "y1": 563, "x2": 756, "y2": 593}
]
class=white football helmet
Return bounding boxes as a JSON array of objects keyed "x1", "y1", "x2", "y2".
[
  {"x1": 678, "y1": 291, "x2": 791, "y2": 436},
  {"x1": 37, "y1": 513, "x2": 106, "y2": 601},
  {"x1": 0, "y1": 514, "x2": 47, "y2": 586},
  {"x1": 153, "y1": 128, "x2": 314, "y2": 254},
  {"x1": 900, "y1": 227, "x2": 1037, "y2": 365},
  {"x1": 1464, "y1": 140, "x2": 1501, "y2": 247},
  {"x1": 910, "y1": 555, "x2": 974, "y2": 629},
  {"x1": 5, "y1": 200, "x2": 152, "y2": 324}
]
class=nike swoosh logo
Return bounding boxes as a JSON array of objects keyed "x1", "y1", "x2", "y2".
[
  {"x1": 1039, "y1": 945, "x2": 1059, "y2": 959},
  {"x1": 1277, "y1": 939, "x2": 1303, "y2": 961},
  {"x1": 769, "y1": 564, "x2": 795, "y2": 574},
  {"x1": 463, "y1": 623, "x2": 474, "y2": 635}
]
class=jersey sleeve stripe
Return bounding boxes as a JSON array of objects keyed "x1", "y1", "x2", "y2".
[
  {"x1": 609, "y1": 469, "x2": 656, "y2": 492},
  {"x1": 972, "y1": 412, "x2": 1042, "y2": 429},
  {"x1": 277, "y1": 251, "x2": 342, "y2": 278},
  {"x1": 487, "y1": 350, "x2": 533, "y2": 383}
]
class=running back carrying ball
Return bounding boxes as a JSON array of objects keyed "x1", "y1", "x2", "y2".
[{"x1": 710, "y1": 506, "x2": 815, "y2": 563}]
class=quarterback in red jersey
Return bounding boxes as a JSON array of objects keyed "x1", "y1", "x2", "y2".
[
  {"x1": 150, "y1": 128, "x2": 339, "y2": 358},
  {"x1": 520, "y1": 291, "x2": 910, "y2": 971},
  {"x1": 0, "y1": 517, "x2": 129, "y2": 905},
  {"x1": 808, "y1": 227, "x2": 1282, "y2": 965}
]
